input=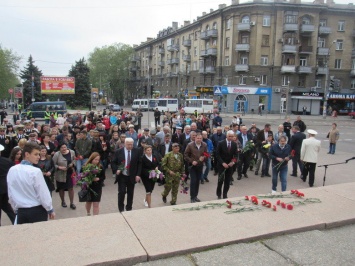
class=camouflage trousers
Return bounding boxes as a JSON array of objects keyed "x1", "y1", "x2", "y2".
[{"x1": 161, "y1": 174, "x2": 181, "y2": 204}]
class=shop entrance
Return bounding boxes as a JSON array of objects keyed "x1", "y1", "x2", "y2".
[{"x1": 234, "y1": 95, "x2": 247, "y2": 113}]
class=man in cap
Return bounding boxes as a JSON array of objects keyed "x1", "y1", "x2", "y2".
[
  {"x1": 300, "y1": 129, "x2": 321, "y2": 187},
  {"x1": 138, "y1": 128, "x2": 153, "y2": 147},
  {"x1": 0, "y1": 126, "x2": 12, "y2": 158},
  {"x1": 0, "y1": 108, "x2": 7, "y2": 125},
  {"x1": 172, "y1": 126, "x2": 182, "y2": 144}
]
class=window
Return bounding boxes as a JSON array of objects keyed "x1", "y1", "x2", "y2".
[
  {"x1": 212, "y1": 39, "x2": 217, "y2": 46},
  {"x1": 260, "y1": 56, "x2": 268, "y2": 66},
  {"x1": 225, "y1": 37, "x2": 230, "y2": 49},
  {"x1": 263, "y1": 15, "x2": 270, "y2": 26},
  {"x1": 194, "y1": 47, "x2": 197, "y2": 56},
  {"x1": 240, "y1": 56, "x2": 248, "y2": 65},
  {"x1": 282, "y1": 75, "x2": 290, "y2": 86},
  {"x1": 226, "y1": 18, "x2": 232, "y2": 29},
  {"x1": 284, "y1": 11, "x2": 298, "y2": 24},
  {"x1": 260, "y1": 75, "x2": 267, "y2": 85},
  {"x1": 212, "y1": 22, "x2": 217, "y2": 29},
  {"x1": 352, "y1": 59, "x2": 355, "y2": 69},
  {"x1": 239, "y1": 76, "x2": 246, "y2": 85},
  {"x1": 338, "y1": 20, "x2": 345, "y2": 31},
  {"x1": 315, "y1": 79, "x2": 322, "y2": 88},
  {"x1": 298, "y1": 76, "x2": 306, "y2": 87},
  {"x1": 336, "y1": 39, "x2": 343, "y2": 50},
  {"x1": 302, "y1": 16, "x2": 311, "y2": 25},
  {"x1": 319, "y1": 19, "x2": 327, "y2": 27},
  {"x1": 241, "y1": 33, "x2": 249, "y2": 44},
  {"x1": 300, "y1": 56, "x2": 307, "y2": 66},
  {"x1": 193, "y1": 61, "x2": 197, "y2": 71},
  {"x1": 225, "y1": 56, "x2": 230, "y2": 66},
  {"x1": 262, "y1": 35, "x2": 269, "y2": 46},
  {"x1": 317, "y1": 37, "x2": 325, "y2": 48},
  {"x1": 351, "y1": 79, "x2": 355, "y2": 90},
  {"x1": 335, "y1": 59, "x2": 342, "y2": 69},
  {"x1": 241, "y1": 15, "x2": 250, "y2": 24},
  {"x1": 206, "y1": 25, "x2": 210, "y2": 31},
  {"x1": 194, "y1": 32, "x2": 199, "y2": 40}
]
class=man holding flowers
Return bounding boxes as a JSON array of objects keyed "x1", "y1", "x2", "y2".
[{"x1": 269, "y1": 136, "x2": 291, "y2": 193}]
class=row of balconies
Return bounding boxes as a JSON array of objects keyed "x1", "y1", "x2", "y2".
[
  {"x1": 200, "y1": 29, "x2": 218, "y2": 40},
  {"x1": 199, "y1": 66, "x2": 216, "y2": 74}
]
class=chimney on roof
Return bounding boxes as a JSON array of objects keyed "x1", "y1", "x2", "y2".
[
  {"x1": 172, "y1": 22, "x2": 178, "y2": 30},
  {"x1": 184, "y1": 20, "x2": 190, "y2": 26},
  {"x1": 202, "y1": 12, "x2": 207, "y2": 16},
  {"x1": 232, "y1": 0, "x2": 239, "y2": 4},
  {"x1": 210, "y1": 8, "x2": 214, "y2": 13}
]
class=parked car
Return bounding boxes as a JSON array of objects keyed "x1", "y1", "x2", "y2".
[
  {"x1": 109, "y1": 104, "x2": 121, "y2": 112},
  {"x1": 348, "y1": 111, "x2": 355, "y2": 119},
  {"x1": 0, "y1": 102, "x2": 7, "y2": 109}
]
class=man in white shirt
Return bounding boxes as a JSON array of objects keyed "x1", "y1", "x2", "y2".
[
  {"x1": 7, "y1": 142, "x2": 55, "y2": 224},
  {"x1": 300, "y1": 129, "x2": 321, "y2": 187}
]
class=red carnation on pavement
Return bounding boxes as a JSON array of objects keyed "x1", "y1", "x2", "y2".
[
  {"x1": 276, "y1": 200, "x2": 281, "y2": 205},
  {"x1": 287, "y1": 204, "x2": 294, "y2": 210},
  {"x1": 281, "y1": 202, "x2": 286, "y2": 209},
  {"x1": 245, "y1": 195, "x2": 249, "y2": 200},
  {"x1": 273, "y1": 205, "x2": 277, "y2": 211}
]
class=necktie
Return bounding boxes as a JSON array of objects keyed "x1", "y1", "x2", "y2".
[
  {"x1": 243, "y1": 135, "x2": 247, "y2": 148},
  {"x1": 127, "y1": 150, "x2": 131, "y2": 174},
  {"x1": 228, "y1": 141, "x2": 231, "y2": 152}
]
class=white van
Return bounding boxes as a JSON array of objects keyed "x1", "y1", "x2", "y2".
[
  {"x1": 183, "y1": 99, "x2": 214, "y2": 114},
  {"x1": 132, "y1": 99, "x2": 149, "y2": 111},
  {"x1": 149, "y1": 98, "x2": 179, "y2": 112}
]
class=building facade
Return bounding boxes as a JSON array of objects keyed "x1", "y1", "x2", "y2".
[{"x1": 130, "y1": 0, "x2": 355, "y2": 114}]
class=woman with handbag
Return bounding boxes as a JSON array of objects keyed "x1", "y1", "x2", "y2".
[
  {"x1": 52, "y1": 142, "x2": 77, "y2": 209},
  {"x1": 83, "y1": 152, "x2": 105, "y2": 216},
  {"x1": 35, "y1": 145, "x2": 55, "y2": 196}
]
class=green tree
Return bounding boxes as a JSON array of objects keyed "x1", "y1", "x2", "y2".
[
  {"x1": 0, "y1": 45, "x2": 21, "y2": 98},
  {"x1": 88, "y1": 43, "x2": 133, "y2": 104},
  {"x1": 62, "y1": 58, "x2": 90, "y2": 109},
  {"x1": 20, "y1": 55, "x2": 44, "y2": 107}
]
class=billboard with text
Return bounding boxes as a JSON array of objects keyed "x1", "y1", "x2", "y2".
[{"x1": 41, "y1": 76, "x2": 75, "y2": 94}]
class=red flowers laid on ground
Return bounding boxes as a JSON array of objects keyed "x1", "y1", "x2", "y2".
[
  {"x1": 276, "y1": 200, "x2": 281, "y2": 205},
  {"x1": 281, "y1": 202, "x2": 286, "y2": 209},
  {"x1": 287, "y1": 204, "x2": 294, "y2": 210},
  {"x1": 261, "y1": 200, "x2": 272, "y2": 208},
  {"x1": 226, "y1": 200, "x2": 232, "y2": 209},
  {"x1": 245, "y1": 195, "x2": 249, "y2": 200},
  {"x1": 250, "y1": 196, "x2": 258, "y2": 205},
  {"x1": 291, "y1": 190, "x2": 305, "y2": 197},
  {"x1": 273, "y1": 205, "x2": 277, "y2": 211}
]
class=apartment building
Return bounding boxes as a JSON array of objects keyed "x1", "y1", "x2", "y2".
[{"x1": 130, "y1": 0, "x2": 355, "y2": 114}]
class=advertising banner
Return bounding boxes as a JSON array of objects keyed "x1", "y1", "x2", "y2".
[
  {"x1": 41, "y1": 76, "x2": 75, "y2": 94},
  {"x1": 14, "y1": 87, "x2": 23, "y2": 99}
]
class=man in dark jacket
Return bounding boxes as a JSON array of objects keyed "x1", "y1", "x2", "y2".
[
  {"x1": 293, "y1": 116, "x2": 306, "y2": 133},
  {"x1": 289, "y1": 126, "x2": 306, "y2": 177},
  {"x1": 254, "y1": 123, "x2": 273, "y2": 175},
  {"x1": 237, "y1": 126, "x2": 254, "y2": 180},
  {"x1": 154, "y1": 108, "x2": 161, "y2": 128},
  {"x1": 211, "y1": 127, "x2": 226, "y2": 175}
]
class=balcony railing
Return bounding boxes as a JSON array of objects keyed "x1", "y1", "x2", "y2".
[
  {"x1": 200, "y1": 48, "x2": 218, "y2": 57},
  {"x1": 352, "y1": 49, "x2": 355, "y2": 58},
  {"x1": 158, "y1": 61, "x2": 165, "y2": 67},
  {"x1": 237, "y1": 23, "x2": 251, "y2": 31},
  {"x1": 130, "y1": 55, "x2": 141, "y2": 61},
  {"x1": 171, "y1": 58, "x2": 179, "y2": 64},
  {"x1": 167, "y1": 44, "x2": 180, "y2": 52},
  {"x1": 282, "y1": 45, "x2": 297, "y2": 53},
  {"x1": 319, "y1": 26, "x2": 332, "y2": 35},
  {"x1": 316, "y1": 67, "x2": 328, "y2": 75},
  {"x1": 156, "y1": 74, "x2": 164, "y2": 79},
  {"x1": 235, "y1": 44, "x2": 250, "y2": 52},
  {"x1": 299, "y1": 46, "x2": 313, "y2": 54},
  {"x1": 200, "y1": 29, "x2": 218, "y2": 40},
  {"x1": 182, "y1": 39, "x2": 192, "y2": 47},
  {"x1": 129, "y1": 67, "x2": 138, "y2": 72},
  {"x1": 234, "y1": 64, "x2": 249, "y2": 72},
  {"x1": 183, "y1": 55, "x2": 191, "y2": 62},
  {"x1": 281, "y1": 65, "x2": 296, "y2": 73},
  {"x1": 166, "y1": 72, "x2": 178, "y2": 77},
  {"x1": 300, "y1": 24, "x2": 315, "y2": 34},
  {"x1": 297, "y1": 66, "x2": 312, "y2": 74},
  {"x1": 351, "y1": 69, "x2": 355, "y2": 77},
  {"x1": 317, "y1": 47, "x2": 329, "y2": 56},
  {"x1": 283, "y1": 23, "x2": 298, "y2": 31},
  {"x1": 158, "y1": 48, "x2": 165, "y2": 54}
]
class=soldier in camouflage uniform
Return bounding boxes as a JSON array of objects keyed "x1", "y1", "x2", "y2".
[{"x1": 161, "y1": 143, "x2": 184, "y2": 205}]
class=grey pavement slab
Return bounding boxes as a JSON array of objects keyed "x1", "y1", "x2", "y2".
[
  {"x1": 0, "y1": 213, "x2": 147, "y2": 266},
  {"x1": 134, "y1": 256, "x2": 194, "y2": 266},
  {"x1": 263, "y1": 224, "x2": 355, "y2": 266},
  {"x1": 191, "y1": 242, "x2": 292, "y2": 266}
]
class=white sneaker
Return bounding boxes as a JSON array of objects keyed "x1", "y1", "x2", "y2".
[
  {"x1": 271, "y1": 190, "x2": 277, "y2": 195},
  {"x1": 144, "y1": 199, "x2": 148, "y2": 207}
]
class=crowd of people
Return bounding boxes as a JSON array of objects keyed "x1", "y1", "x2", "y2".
[{"x1": 0, "y1": 105, "x2": 337, "y2": 225}]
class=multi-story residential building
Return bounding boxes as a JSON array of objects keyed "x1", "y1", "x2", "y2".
[{"x1": 130, "y1": 0, "x2": 355, "y2": 115}]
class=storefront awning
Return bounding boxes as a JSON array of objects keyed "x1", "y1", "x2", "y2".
[{"x1": 291, "y1": 96, "x2": 323, "y2": 100}]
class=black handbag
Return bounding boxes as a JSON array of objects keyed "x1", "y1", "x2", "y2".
[
  {"x1": 78, "y1": 189, "x2": 90, "y2": 202},
  {"x1": 326, "y1": 132, "x2": 330, "y2": 138}
]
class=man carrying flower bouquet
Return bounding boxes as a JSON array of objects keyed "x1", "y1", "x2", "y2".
[
  {"x1": 269, "y1": 136, "x2": 292, "y2": 193},
  {"x1": 216, "y1": 130, "x2": 238, "y2": 199},
  {"x1": 237, "y1": 126, "x2": 254, "y2": 180},
  {"x1": 111, "y1": 138, "x2": 141, "y2": 212}
]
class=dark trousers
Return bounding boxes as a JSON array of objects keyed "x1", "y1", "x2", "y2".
[
  {"x1": 189, "y1": 165, "x2": 203, "y2": 199},
  {"x1": 302, "y1": 162, "x2": 317, "y2": 187},
  {"x1": 238, "y1": 153, "x2": 251, "y2": 176},
  {"x1": 154, "y1": 118, "x2": 160, "y2": 128},
  {"x1": 17, "y1": 205, "x2": 48, "y2": 224},
  {"x1": 117, "y1": 174, "x2": 135, "y2": 212},
  {"x1": 0, "y1": 193, "x2": 16, "y2": 226},
  {"x1": 292, "y1": 154, "x2": 304, "y2": 175},
  {"x1": 216, "y1": 166, "x2": 233, "y2": 198}
]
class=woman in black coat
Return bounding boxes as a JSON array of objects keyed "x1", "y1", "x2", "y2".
[{"x1": 139, "y1": 145, "x2": 161, "y2": 208}]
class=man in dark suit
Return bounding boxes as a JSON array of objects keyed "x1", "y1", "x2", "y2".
[
  {"x1": 237, "y1": 126, "x2": 254, "y2": 180},
  {"x1": 0, "y1": 126, "x2": 12, "y2": 158},
  {"x1": 0, "y1": 144, "x2": 15, "y2": 226},
  {"x1": 111, "y1": 137, "x2": 141, "y2": 212},
  {"x1": 254, "y1": 123, "x2": 273, "y2": 175},
  {"x1": 216, "y1": 131, "x2": 238, "y2": 199},
  {"x1": 289, "y1": 125, "x2": 306, "y2": 177},
  {"x1": 178, "y1": 125, "x2": 191, "y2": 146},
  {"x1": 13, "y1": 111, "x2": 20, "y2": 125},
  {"x1": 171, "y1": 126, "x2": 182, "y2": 144},
  {"x1": 158, "y1": 133, "x2": 172, "y2": 157}
]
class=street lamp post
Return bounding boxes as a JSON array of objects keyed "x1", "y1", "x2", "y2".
[
  {"x1": 284, "y1": 80, "x2": 290, "y2": 119},
  {"x1": 322, "y1": 40, "x2": 336, "y2": 119}
]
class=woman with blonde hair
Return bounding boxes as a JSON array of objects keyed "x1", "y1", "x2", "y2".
[{"x1": 83, "y1": 152, "x2": 105, "y2": 215}]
